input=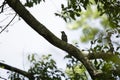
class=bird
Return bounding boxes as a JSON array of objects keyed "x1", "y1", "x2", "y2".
[{"x1": 61, "y1": 31, "x2": 68, "y2": 42}]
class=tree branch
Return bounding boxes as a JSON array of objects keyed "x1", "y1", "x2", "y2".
[
  {"x1": 0, "y1": 13, "x2": 17, "y2": 34},
  {"x1": 87, "y1": 52, "x2": 120, "y2": 65},
  {"x1": 0, "y1": 76, "x2": 7, "y2": 80},
  {"x1": 0, "y1": 0, "x2": 7, "y2": 13},
  {"x1": 0, "y1": 62, "x2": 34, "y2": 80},
  {"x1": 5, "y1": 0, "x2": 101, "y2": 79}
]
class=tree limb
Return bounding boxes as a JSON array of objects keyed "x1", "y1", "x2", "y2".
[
  {"x1": 5, "y1": 0, "x2": 101, "y2": 79},
  {"x1": 0, "y1": 13, "x2": 17, "y2": 34},
  {"x1": 0, "y1": 0, "x2": 7, "y2": 13},
  {"x1": 0, "y1": 62, "x2": 34, "y2": 79},
  {"x1": 87, "y1": 52, "x2": 120, "y2": 65}
]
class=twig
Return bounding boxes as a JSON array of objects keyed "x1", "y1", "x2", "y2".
[
  {"x1": 0, "y1": 1, "x2": 7, "y2": 13},
  {"x1": 0, "y1": 76, "x2": 7, "y2": 80},
  {"x1": 0, "y1": 13, "x2": 17, "y2": 34}
]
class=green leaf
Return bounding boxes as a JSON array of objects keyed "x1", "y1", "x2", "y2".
[{"x1": 97, "y1": 39, "x2": 102, "y2": 43}]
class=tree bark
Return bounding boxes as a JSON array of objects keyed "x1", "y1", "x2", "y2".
[{"x1": 5, "y1": 0, "x2": 100, "y2": 79}]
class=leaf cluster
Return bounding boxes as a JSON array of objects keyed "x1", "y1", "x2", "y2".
[
  {"x1": 56, "y1": 0, "x2": 120, "y2": 28},
  {"x1": 55, "y1": 0, "x2": 90, "y2": 22},
  {"x1": 64, "y1": 55, "x2": 88, "y2": 80},
  {"x1": 24, "y1": 0, "x2": 45, "y2": 7},
  {"x1": 7, "y1": 72, "x2": 25, "y2": 80},
  {"x1": 95, "y1": 0, "x2": 120, "y2": 28},
  {"x1": 87, "y1": 29, "x2": 120, "y2": 79},
  {"x1": 27, "y1": 54, "x2": 66, "y2": 80}
]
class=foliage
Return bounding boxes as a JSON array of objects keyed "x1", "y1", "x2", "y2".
[
  {"x1": 27, "y1": 54, "x2": 67, "y2": 80},
  {"x1": 7, "y1": 54, "x2": 67, "y2": 80},
  {"x1": 55, "y1": 0, "x2": 120, "y2": 42},
  {"x1": 24, "y1": 0, "x2": 45, "y2": 7},
  {"x1": 6, "y1": 54, "x2": 91, "y2": 80},
  {"x1": 56, "y1": 0, "x2": 120, "y2": 27},
  {"x1": 55, "y1": 0, "x2": 90, "y2": 21},
  {"x1": 86, "y1": 29, "x2": 120, "y2": 79},
  {"x1": 64, "y1": 29, "x2": 120, "y2": 79},
  {"x1": 63, "y1": 28, "x2": 120, "y2": 80},
  {"x1": 5, "y1": 53, "x2": 93, "y2": 80},
  {"x1": 8, "y1": 72, "x2": 25, "y2": 80},
  {"x1": 64, "y1": 55, "x2": 88, "y2": 80},
  {"x1": 65, "y1": 4, "x2": 115, "y2": 42},
  {"x1": 94, "y1": 0, "x2": 120, "y2": 28},
  {"x1": 80, "y1": 26, "x2": 99, "y2": 42}
]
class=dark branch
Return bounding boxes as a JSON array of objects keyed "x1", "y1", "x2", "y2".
[
  {"x1": 87, "y1": 52, "x2": 120, "y2": 65},
  {"x1": 0, "y1": 1, "x2": 7, "y2": 13},
  {"x1": 0, "y1": 76, "x2": 7, "y2": 80},
  {"x1": 0, "y1": 13, "x2": 17, "y2": 34},
  {"x1": 0, "y1": 62, "x2": 34, "y2": 79}
]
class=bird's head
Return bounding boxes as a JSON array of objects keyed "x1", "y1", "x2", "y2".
[{"x1": 61, "y1": 31, "x2": 65, "y2": 34}]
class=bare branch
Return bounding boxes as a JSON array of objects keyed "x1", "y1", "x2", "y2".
[
  {"x1": 0, "y1": 13, "x2": 17, "y2": 34},
  {"x1": 0, "y1": 1, "x2": 7, "y2": 13},
  {"x1": 0, "y1": 76, "x2": 7, "y2": 80}
]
